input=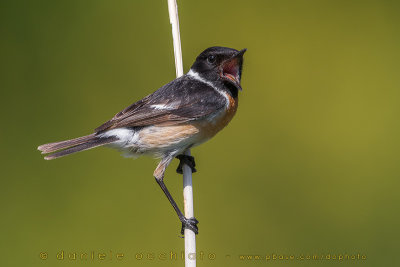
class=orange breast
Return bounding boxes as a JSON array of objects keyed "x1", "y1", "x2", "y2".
[{"x1": 194, "y1": 94, "x2": 238, "y2": 141}]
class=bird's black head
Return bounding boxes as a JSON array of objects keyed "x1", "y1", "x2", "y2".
[{"x1": 190, "y1": 46, "x2": 246, "y2": 91}]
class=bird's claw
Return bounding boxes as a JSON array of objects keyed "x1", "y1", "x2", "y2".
[
  {"x1": 176, "y1": 155, "x2": 197, "y2": 174},
  {"x1": 181, "y1": 217, "x2": 199, "y2": 235}
]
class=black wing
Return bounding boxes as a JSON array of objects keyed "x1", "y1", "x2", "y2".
[{"x1": 95, "y1": 75, "x2": 227, "y2": 132}]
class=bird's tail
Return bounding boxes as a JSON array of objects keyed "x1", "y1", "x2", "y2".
[{"x1": 38, "y1": 133, "x2": 118, "y2": 160}]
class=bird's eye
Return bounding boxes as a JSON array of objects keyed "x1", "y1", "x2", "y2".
[{"x1": 207, "y1": 55, "x2": 216, "y2": 64}]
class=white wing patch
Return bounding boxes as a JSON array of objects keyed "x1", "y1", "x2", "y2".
[{"x1": 150, "y1": 103, "x2": 178, "y2": 110}]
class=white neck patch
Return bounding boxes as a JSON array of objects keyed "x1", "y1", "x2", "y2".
[{"x1": 187, "y1": 69, "x2": 230, "y2": 108}]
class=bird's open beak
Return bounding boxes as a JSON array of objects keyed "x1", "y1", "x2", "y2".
[{"x1": 221, "y1": 48, "x2": 247, "y2": 91}]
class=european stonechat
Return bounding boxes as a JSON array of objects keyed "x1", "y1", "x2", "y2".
[{"x1": 38, "y1": 46, "x2": 246, "y2": 234}]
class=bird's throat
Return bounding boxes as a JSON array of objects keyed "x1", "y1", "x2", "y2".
[{"x1": 224, "y1": 82, "x2": 239, "y2": 99}]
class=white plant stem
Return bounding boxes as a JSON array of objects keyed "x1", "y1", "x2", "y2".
[{"x1": 167, "y1": 1, "x2": 196, "y2": 266}]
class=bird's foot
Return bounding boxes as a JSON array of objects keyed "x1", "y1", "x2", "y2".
[
  {"x1": 181, "y1": 217, "x2": 199, "y2": 235},
  {"x1": 176, "y1": 155, "x2": 197, "y2": 174}
]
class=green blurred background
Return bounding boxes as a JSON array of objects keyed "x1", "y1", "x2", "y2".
[{"x1": 1, "y1": 0, "x2": 399, "y2": 266}]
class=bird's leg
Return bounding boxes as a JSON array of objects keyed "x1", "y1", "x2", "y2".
[
  {"x1": 154, "y1": 156, "x2": 199, "y2": 235},
  {"x1": 176, "y1": 154, "x2": 197, "y2": 174}
]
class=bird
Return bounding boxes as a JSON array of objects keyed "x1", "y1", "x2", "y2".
[{"x1": 38, "y1": 46, "x2": 246, "y2": 235}]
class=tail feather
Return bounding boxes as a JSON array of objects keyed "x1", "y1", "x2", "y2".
[
  {"x1": 38, "y1": 135, "x2": 118, "y2": 160},
  {"x1": 38, "y1": 134, "x2": 96, "y2": 154}
]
